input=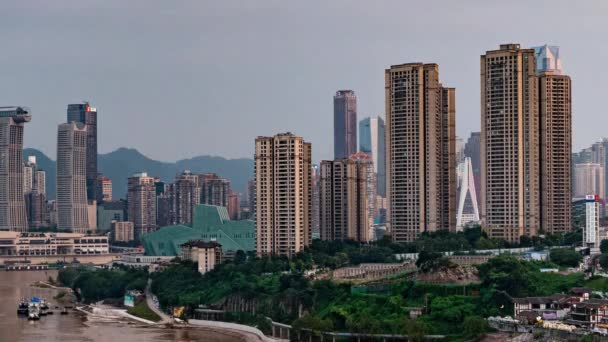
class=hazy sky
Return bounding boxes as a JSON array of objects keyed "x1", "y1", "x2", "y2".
[{"x1": 2, "y1": 0, "x2": 607, "y2": 162}]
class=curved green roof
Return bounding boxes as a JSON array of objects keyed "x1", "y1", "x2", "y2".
[{"x1": 142, "y1": 204, "x2": 255, "y2": 256}]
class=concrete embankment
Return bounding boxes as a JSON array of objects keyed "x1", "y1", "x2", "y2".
[
  {"x1": 77, "y1": 304, "x2": 285, "y2": 341},
  {"x1": 189, "y1": 319, "x2": 287, "y2": 342}
]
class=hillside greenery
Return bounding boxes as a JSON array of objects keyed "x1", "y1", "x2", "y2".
[
  {"x1": 150, "y1": 248, "x2": 584, "y2": 340},
  {"x1": 58, "y1": 265, "x2": 148, "y2": 303},
  {"x1": 60, "y1": 229, "x2": 587, "y2": 340}
]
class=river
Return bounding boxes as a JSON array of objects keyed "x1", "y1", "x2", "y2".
[{"x1": 0, "y1": 271, "x2": 244, "y2": 342}]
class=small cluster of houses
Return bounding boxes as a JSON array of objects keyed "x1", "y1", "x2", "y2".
[{"x1": 513, "y1": 287, "x2": 608, "y2": 330}]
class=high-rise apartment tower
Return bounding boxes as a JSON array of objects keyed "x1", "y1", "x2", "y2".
[
  {"x1": 385, "y1": 63, "x2": 456, "y2": 241},
  {"x1": 255, "y1": 132, "x2": 311, "y2": 257}
]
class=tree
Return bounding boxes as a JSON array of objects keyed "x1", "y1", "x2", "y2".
[
  {"x1": 599, "y1": 254, "x2": 608, "y2": 270},
  {"x1": 601, "y1": 240, "x2": 608, "y2": 254},
  {"x1": 463, "y1": 315, "x2": 488, "y2": 338},
  {"x1": 550, "y1": 248, "x2": 582, "y2": 267}
]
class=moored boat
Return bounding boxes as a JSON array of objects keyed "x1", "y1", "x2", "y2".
[
  {"x1": 17, "y1": 298, "x2": 28, "y2": 315},
  {"x1": 28, "y1": 297, "x2": 41, "y2": 320}
]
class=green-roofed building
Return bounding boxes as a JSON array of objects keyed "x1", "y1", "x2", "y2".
[{"x1": 142, "y1": 204, "x2": 255, "y2": 258}]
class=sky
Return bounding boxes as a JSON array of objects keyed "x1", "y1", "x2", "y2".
[{"x1": 2, "y1": 0, "x2": 607, "y2": 162}]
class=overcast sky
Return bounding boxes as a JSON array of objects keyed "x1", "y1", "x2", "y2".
[{"x1": 2, "y1": 0, "x2": 606, "y2": 162}]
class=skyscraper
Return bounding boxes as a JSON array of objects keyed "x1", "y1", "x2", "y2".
[
  {"x1": 96, "y1": 175, "x2": 112, "y2": 203},
  {"x1": 574, "y1": 164, "x2": 604, "y2": 199},
  {"x1": 169, "y1": 170, "x2": 200, "y2": 225},
  {"x1": 539, "y1": 66, "x2": 572, "y2": 235},
  {"x1": 359, "y1": 116, "x2": 386, "y2": 197},
  {"x1": 24, "y1": 156, "x2": 47, "y2": 229},
  {"x1": 199, "y1": 173, "x2": 231, "y2": 207},
  {"x1": 127, "y1": 172, "x2": 157, "y2": 239},
  {"x1": 385, "y1": 63, "x2": 456, "y2": 241},
  {"x1": 481, "y1": 44, "x2": 540, "y2": 241},
  {"x1": 57, "y1": 122, "x2": 89, "y2": 233},
  {"x1": 311, "y1": 165, "x2": 320, "y2": 238},
  {"x1": 350, "y1": 152, "x2": 376, "y2": 229},
  {"x1": 0, "y1": 107, "x2": 31, "y2": 231},
  {"x1": 67, "y1": 102, "x2": 97, "y2": 202},
  {"x1": 334, "y1": 90, "x2": 357, "y2": 159},
  {"x1": 319, "y1": 157, "x2": 370, "y2": 242},
  {"x1": 255, "y1": 132, "x2": 311, "y2": 257}
]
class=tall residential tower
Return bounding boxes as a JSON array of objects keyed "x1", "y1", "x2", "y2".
[
  {"x1": 67, "y1": 102, "x2": 97, "y2": 202},
  {"x1": 127, "y1": 172, "x2": 157, "y2": 240},
  {"x1": 537, "y1": 46, "x2": 572, "y2": 235},
  {"x1": 385, "y1": 63, "x2": 456, "y2": 241},
  {"x1": 255, "y1": 132, "x2": 311, "y2": 257},
  {"x1": 481, "y1": 43, "x2": 572, "y2": 241},
  {"x1": 57, "y1": 122, "x2": 89, "y2": 232}
]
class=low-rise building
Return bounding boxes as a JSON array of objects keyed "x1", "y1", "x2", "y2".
[
  {"x1": 567, "y1": 299, "x2": 608, "y2": 326},
  {"x1": 0, "y1": 231, "x2": 109, "y2": 256},
  {"x1": 513, "y1": 288, "x2": 593, "y2": 323},
  {"x1": 113, "y1": 221, "x2": 135, "y2": 242},
  {"x1": 181, "y1": 240, "x2": 223, "y2": 274}
]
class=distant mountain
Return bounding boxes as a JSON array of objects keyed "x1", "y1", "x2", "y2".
[{"x1": 23, "y1": 147, "x2": 254, "y2": 199}]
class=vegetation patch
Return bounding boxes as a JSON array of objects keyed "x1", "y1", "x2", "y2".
[{"x1": 127, "y1": 301, "x2": 161, "y2": 322}]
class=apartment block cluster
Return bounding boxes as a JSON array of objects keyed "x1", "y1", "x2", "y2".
[
  {"x1": 254, "y1": 43, "x2": 577, "y2": 257},
  {"x1": 0, "y1": 102, "x2": 250, "y2": 251},
  {"x1": 0, "y1": 42, "x2": 588, "y2": 260}
]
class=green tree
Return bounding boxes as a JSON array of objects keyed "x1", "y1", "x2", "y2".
[
  {"x1": 549, "y1": 248, "x2": 582, "y2": 267},
  {"x1": 601, "y1": 240, "x2": 608, "y2": 254},
  {"x1": 463, "y1": 315, "x2": 488, "y2": 338},
  {"x1": 599, "y1": 254, "x2": 608, "y2": 270}
]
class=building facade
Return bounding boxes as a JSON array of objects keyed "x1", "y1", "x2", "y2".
[
  {"x1": 0, "y1": 107, "x2": 31, "y2": 231},
  {"x1": 584, "y1": 195, "x2": 600, "y2": 249},
  {"x1": 350, "y1": 152, "x2": 376, "y2": 229},
  {"x1": 67, "y1": 102, "x2": 97, "y2": 202},
  {"x1": 359, "y1": 116, "x2": 386, "y2": 197},
  {"x1": 227, "y1": 192, "x2": 240, "y2": 220},
  {"x1": 481, "y1": 44, "x2": 540, "y2": 241},
  {"x1": 319, "y1": 158, "x2": 369, "y2": 242},
  {"x1": 97, "y1": 175, "x2": 112, "y2": 203},
  {"x1": 385, "y1": 63, "x2": 456, "y2": 241},
  {"x1": 113, "y1": 221, "x2": 135, "y2": 242},
  {"x1": 169, "y1": 171, "x2": 200, "y2": 225},
  {"x1": 97, "y1": 200, "x2": 126, "y2": 232},
  {"x1": 199, "y1": 173, "x2": 231, "y2": 207},
  {"x1": 180, "y1": 240, "x2": 223, "y2": 275},
  {"x1": 255, "y1": 132, "x2": 311, "y2": 257},
  {"x1": 334, "y1": 90, "x2": 357, "y2": 159},
  {"x1": 23, "y1": 156, "x2": 47, "y2": 229},
  {"x1": 57, "y1": 122, "x2": 89, "y2": 233},
  {"x1": 127, "y1": 172, "x2": 157, "y2": 240},
  {"x1": 574, "y1": 163, "x2": 604, "y2": 200},
  {"x1": 539, "y1": 70, "x2": 572, "y2": 235},
  {"x1": 0, "y1": 231, "x2": 109, "y2": 256}
]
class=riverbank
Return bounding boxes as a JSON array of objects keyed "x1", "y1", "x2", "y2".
[{"x1": 76, "y1": 303, "x2": 284, "y2": 342}]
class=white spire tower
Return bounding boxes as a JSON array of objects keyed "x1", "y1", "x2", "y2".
[{"x1": 456, "y1": 157, "x2": 480, "y2": 230}]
